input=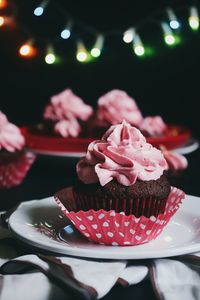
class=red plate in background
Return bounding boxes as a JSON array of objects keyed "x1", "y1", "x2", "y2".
[
  {"x1": 146, "y1": 125, "x2": 191, "y2": 150},
  {"x1": 21, "y1": 126, "x2": 93, "y2": 157},
  {"x1": 21, "y1": 125, "x2": 191, "y2": 157}
]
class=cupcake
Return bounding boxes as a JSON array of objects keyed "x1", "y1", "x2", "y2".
[
  {"x1": 38, "y1": 88, "x2": 93, "y2": 138},
  {"x1": 0, "y1": 111, "x2": 36, "y2": 188},
  {"x1": 75, "y1": 120, "x2": 170, "y2": 217},
  {"x1": 89, "y1": 89, "x2": 143, "y2": 137},
  {"x1": 55, "y1": 121, "x2": 185, "y2": 246},
  {"x1": 139, "y1": 116, "x2": 167, "y2": 137}
]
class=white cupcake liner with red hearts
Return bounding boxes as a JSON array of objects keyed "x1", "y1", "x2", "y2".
[
  {"x1": 0, "y1": 151, "x2": 36, "y2": 189},
  {"x1": 54, "y1": 187, "x2": 185, "y2": 246}
]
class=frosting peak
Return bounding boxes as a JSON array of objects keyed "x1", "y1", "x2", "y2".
[
  {"x1": 96, "y1": 89, "x2": 143, "y2": 126},
  {"x1": 0, "y1": 111, "x2": 25, "y2": 152},
  {"x1": 77, "y1": 121, "x2": 168, "y2": 186},
  {"x1": 43, "y1": 88, "x2": 93, "y2": 122}
]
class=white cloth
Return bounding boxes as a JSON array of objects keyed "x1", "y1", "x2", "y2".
[
  {"x1": 152, "y1": 259, "x2": 200, "y2": 300},
  {"x1": 0, "y1": 273, "x2": 67, "y2": 300}
]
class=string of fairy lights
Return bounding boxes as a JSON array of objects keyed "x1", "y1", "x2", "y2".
[{"x1": 0, "y1": 0, "x2": 200, "y2": 64}]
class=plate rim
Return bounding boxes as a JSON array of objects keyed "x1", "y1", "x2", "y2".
[
  {"x1": 8, "y1": 194, "x2": 200, "y2": 260},
  {"x1": 21, "y1": 124, "x2": 191, "y2": 155},
  {"x1": 25, "y1": 137, "x2": 199, "y2": 158},
  {"x1": 172, "y1": 138, "x2": 199, "y2": 155}
]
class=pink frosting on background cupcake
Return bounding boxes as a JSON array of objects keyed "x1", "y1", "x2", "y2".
[
  {"x1": 77, "y1": 121, "x2": 168, "y2": 186},
  {"x1": 139, "y1": 116, "x2": 167, "y2": 136},
  {"x1": 96, "y1": 90, "x2": 143, "y2": 127},
  {"x1": 43, "y1": 88, "x2": 93, "y2": 122},
  {"x1": 0, "y1": 111, "x2": 25, "y2": 152},
  {"x1": 160, "y1": 146, "x2": 188, "y2": 171},
  {"x1": 54, "y1": 119, "x2": 81, "y2": 138}
]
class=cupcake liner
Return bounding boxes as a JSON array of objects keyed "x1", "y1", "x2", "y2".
[
  {"x1": 54, "y1": 186, "x2": 185, "y2": 246},
  {"x1": 0, "y1": 151, "x2": 36, "y2": 188},
  {"x1": 73, "y1": 192, "x2": 168, "y2": 218}
]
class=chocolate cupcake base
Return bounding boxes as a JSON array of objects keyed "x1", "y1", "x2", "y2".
[{"x1": 72, "y1": 174, "x2": 171, "y2": 217}]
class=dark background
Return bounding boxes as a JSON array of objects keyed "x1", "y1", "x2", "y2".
[{"x1": 0, "y1": 0, "x2": 200, "y2": 136}]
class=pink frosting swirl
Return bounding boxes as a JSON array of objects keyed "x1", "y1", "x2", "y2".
[
  {"x1": 77, "y1": 121, "x2": 168, "y2": 186},
  {"x1": 43, "y1": 89, "x2": 93, "y2": 122},
  {"x1": 54, "y1": 119, "x2": 81, "y2": 138},
  {"x1": 96, "y1": 90, "x2": 143, "y2": 127},
  {"x1": 0, "y1": 111, "x2": 25, "y2": 152},
  {"x1": 139, "y1": 116, "x2": 167, "y2": 136},
  {"x1": 160, "y1": 146, "x2": 188, "y2": 171}
]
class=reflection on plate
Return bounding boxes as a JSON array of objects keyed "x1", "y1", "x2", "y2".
[
  {"x1": 21, "y1": 124, "x2": 193, "y2": 158},
  {"x1": 9, "y1": 194, "x2": 200, "y2": 259}
]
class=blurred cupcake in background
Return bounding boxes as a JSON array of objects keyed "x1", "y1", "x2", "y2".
[
  {"x1": 139, "y1": 116, "x2": 167, "y2": 137},
  {"x1": 41, "y1": 88, "x2": 93, "y2": 138},
  {"x1": 0, "y1": 111, "x2": 36, "y2": 188},
  {"x1": 159, "y1": 145, "x2": 188, "y2": 175},
  {"x1": 89, "y1": 89, "x2": 143, "y2": 137}
]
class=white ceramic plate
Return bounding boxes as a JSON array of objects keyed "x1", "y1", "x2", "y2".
[
  {"x1": 28, "y1": 148, "x2": 85, "y2": 158},
  {"x1": 9, "y1": 194, "x2": 200, "y2": 259},
  {"x1": 172, "y1": 138, "x2": 199, "y2": 155}
]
